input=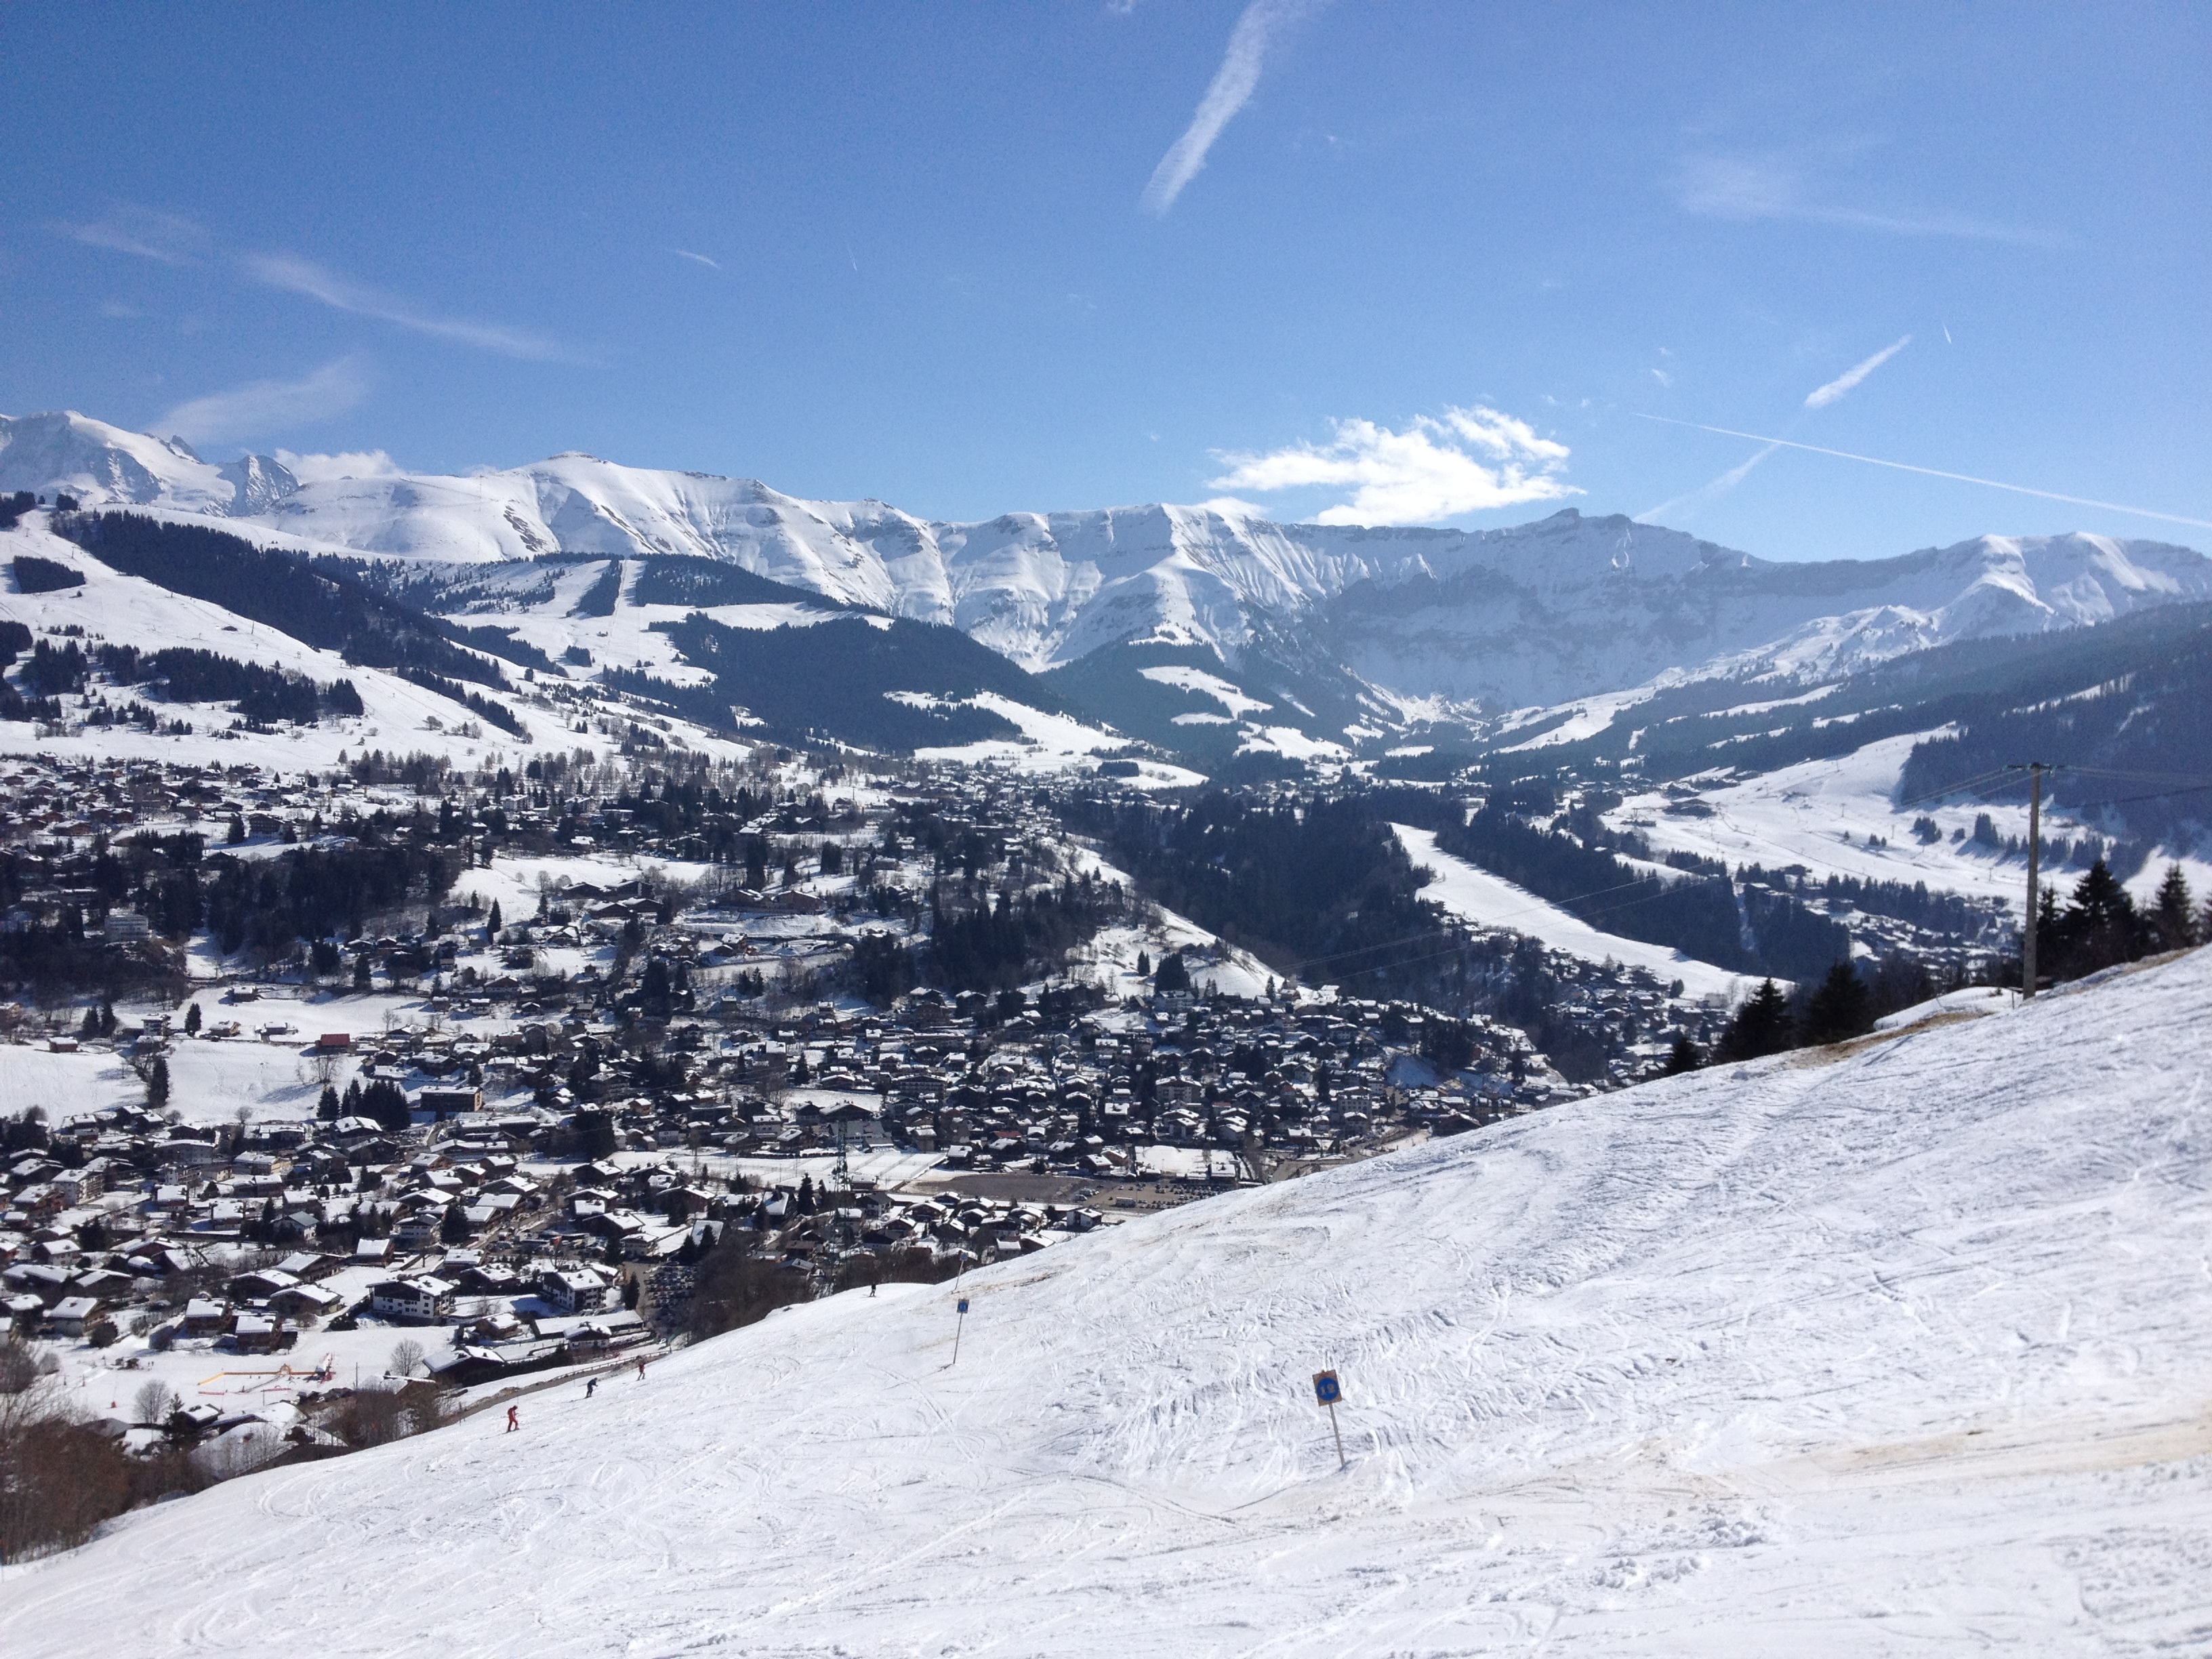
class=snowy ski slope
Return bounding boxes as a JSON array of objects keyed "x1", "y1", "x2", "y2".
[
  {"x1": 1393, "y1": 823, "x2": 1753, "y2": 1000},
  {"x1": 5, "y1": 948, "x2": 2209, "y2": 1654}
]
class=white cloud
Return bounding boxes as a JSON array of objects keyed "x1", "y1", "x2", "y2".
[
  {"x1": 241, "y1": 251, "x2": 567, "y2": 361},
  {"x1": 1141, "y1": 0, "x2": 1320, "y2": 215},
  {"x1": 57, "y1": 203, "x2": 208, "y2": 266},
  {"x1": 157, "y1": 357, "x2": 369, "y2": 446},
  {"x1": 1200, "y1": 495, "x2": 1273, "y2": 520},
  {"x1": 1209, "y1": 407, "x2": 1577, "y2": 526},
  {"x1": 1805, "y1": 335, "x2": 1910, "y2": 409},
  {"x1": 273, "y1": 447, "x2": 403, "y2": 485},
  {"x1": 671, "y1": 249, "x2": 721, "y2": 270},
  {"x1": 1675, "y1": 153, "x2": 2053, "y2": 245}
]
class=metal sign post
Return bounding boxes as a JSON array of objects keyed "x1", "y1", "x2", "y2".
[
  {"x1": 1312, "y1": 1369, "x2": 1346, "y2": 1468},
  {"x1": 952, "y1": 1296, "x2": 970, "y2": 1366}
]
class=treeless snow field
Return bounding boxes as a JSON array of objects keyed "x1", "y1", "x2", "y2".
[{"x1": 4, "y1": 949, "x2": 2209, "y2": 1656}]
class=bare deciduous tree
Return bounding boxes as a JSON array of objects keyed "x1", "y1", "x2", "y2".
[{"x1": 133, "y1": 1380, "x2": 178, "y2": 1427}]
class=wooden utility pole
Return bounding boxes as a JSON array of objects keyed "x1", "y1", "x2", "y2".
[{"x1": 2011, "y1": 762, "x2": 2048, "y2": 998}]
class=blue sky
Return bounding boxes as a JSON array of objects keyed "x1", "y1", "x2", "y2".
[{"x1": 3, "y1": 2, "x2": 2205, "y2": 558}]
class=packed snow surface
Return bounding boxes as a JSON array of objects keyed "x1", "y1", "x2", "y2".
[
  {"x1": 1395, "y1": 824, "x2": 1752, "y2": 1000},
  {"x1": 8, "y1": 949, "x2": 2211, "y2": 1655}
]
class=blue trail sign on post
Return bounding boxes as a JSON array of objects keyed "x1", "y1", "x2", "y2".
[{"x1": 1313, "y1": 1370, "x2": 1347, "y2": 1467}]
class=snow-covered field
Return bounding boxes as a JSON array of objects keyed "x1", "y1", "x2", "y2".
[
  {"x1": 0, "y1": 1030, "x2": 363, "y2": 1128},
  {"x1": 1395, "y1": 824, "x2": 1751, "y2": 1000},
  {"x1": 1611, "y1": 730, "x2": 2077, "y2": 908},
  {"x1": 911, "y1": 691, "x2": 1204, "y2": 786},
  {"x1": 7, "y1": 943, "x2": 2207, "y2": 1656},
  {"x1": 0, "y1": 518, "x2": 586, "y2": 771}
]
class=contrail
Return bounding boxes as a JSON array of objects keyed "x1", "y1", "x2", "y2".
[
  {"x1": 1634, "y1": 414, "x2": 2212, "y2": 531},
  {"x1": 1142, "y1": 0, "x2": 1321, "y2": 215},
  {"x1": 1804, "y1": 335, "x2": 1908, "y2": 409}
]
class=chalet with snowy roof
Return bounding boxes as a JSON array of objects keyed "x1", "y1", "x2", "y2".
[
  {"x1": 537, "y1": 1266, "x2": 611, "y2": 1314},
  {"x1": 369, "y1": 1276, "x2": 455, "y2": 1323}
]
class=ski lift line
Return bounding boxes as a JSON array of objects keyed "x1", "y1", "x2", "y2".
[
  {"x1": 2062, "y1": 765, "x2": 2212, "y2": 787},
  {"x1": 1900, "y1": 769, "x2": 2212, "y2": 814},
  {"x1": 2088, "y1": 781, "x2": 2212, "y2": 810},
  {"x1": 1892, "y1": 768, "x2": 2025, "y2": 811},
  {"x1": 1901, "y1": 764, "x2": 2212, "y2": 809}
]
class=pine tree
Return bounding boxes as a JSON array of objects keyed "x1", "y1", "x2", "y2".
[
  {"x1": 354, "y1": 952, "x2": 373, "y2": 991},
  {"x1": 1136, "y1": 951, "x2": 1150, "y2": 978},
  {"x1": 487, "y1": 899, "x2": 504, "y2": 936},
  {"x1": 1799, "y1": 960, "x2": 1874, "y2": 1046},
  {"x1": 227, "y1": 814, "x2": 246, "y2": 844},
  {"x1": 440, "y1": 1203, "x2": 470, "y2": 1245},
  {"x1": 2052, "y1": 858, "x2": 2141, "y2": 979},
  {"x1": 1716, "y1": 979, "x2": 1793, "y2": 1061},
  {"x1": 146, "y1": 1054, "x2": 170, "y2": 1109},
  {"x1": 361, "y1": 1079, "x2": 411, "y2": 1133},
  {"x1": 1663, "y1": 1035, "x2": 1702, "y2": 1074},
  {"x1": 183, "y1": 1002, "x2": 202, "y2": 1035},
  {"x1": 80, "y1": 1006, "x2": 100, "y2": 1039},
  {"x1": 797, "y1": 1175, "x2": 816, "y2": 1214},
  {"x1": 2150, "y1": 863, "x2": 2196, "y2": 951},
  {"x1": 317, "y1": 1084, "x2": 341, "y2": 1121}
]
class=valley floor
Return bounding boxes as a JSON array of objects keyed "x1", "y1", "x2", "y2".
[{"x1": 3, "y1": 952, "x2": 2209, "y2": 1656}]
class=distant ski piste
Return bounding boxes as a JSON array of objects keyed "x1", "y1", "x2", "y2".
[{"x1": 1393, "y1": 823, "x2": 1753, "y2": 1001}]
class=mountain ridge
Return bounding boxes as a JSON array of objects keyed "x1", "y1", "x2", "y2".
[{"x1": 7, "y1": 409, "x2": 2207, "y2": 743}]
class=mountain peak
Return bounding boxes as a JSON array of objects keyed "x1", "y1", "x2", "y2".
[{"x1": 3, "y1": 407, "x2": 2205, "y2": 716}]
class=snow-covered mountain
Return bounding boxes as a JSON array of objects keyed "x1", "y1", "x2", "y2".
[
  {"x1": 5, "y1": 946, "x2": 2207, "y2": 1656},
  {"x1": 0, "y1": 410, "x2": 293, "y2": 516},
  {"x1": 9, "y1": 409, "x2": 2208, "y2": 731}
]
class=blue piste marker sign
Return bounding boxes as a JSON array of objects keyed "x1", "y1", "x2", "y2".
[{"x1": 1313, "y1": 1370, "x2": 1347, "y2": 1466}]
